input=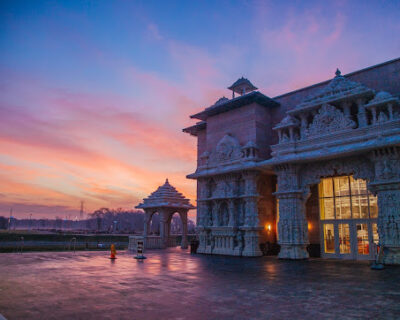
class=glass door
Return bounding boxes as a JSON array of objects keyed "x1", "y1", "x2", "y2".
[
  {"x1": 319, "y1": 176, "x2": 379, "y2": 260},
  {"x1": 354, "y1": 223, "x2": 370, "y2": 260},
  {"x1": 338, "y1": 223, "x2": 351, "y2": 257}
]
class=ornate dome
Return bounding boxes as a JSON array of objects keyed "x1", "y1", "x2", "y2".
[
  {"x1": 135, "y1": 179, "x2": 195, "y2": 209},
  {"x1": 273, "y1": 115, "x2": 300, "y2": 129},
  {"x1": 365, "y1": 91, "x2": 399, "y2": 108},
  {"x1": 243, "y1": 140, "x2": 259, "y2": 149},
  {"x1": 375, "y1": 91, "x2": 392, "y2": 100}
]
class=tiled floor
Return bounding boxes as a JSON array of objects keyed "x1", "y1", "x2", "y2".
[{"x1": 0, "y1": 249, "x2": 399, "y2": 319}]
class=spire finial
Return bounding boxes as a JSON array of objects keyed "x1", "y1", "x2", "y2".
[
  {"x1": 165, "y1": 178, "x2": 169, "y2": 184},
  {"x1": 335, "y1": 68, "x2": 341, "y2": 77}
]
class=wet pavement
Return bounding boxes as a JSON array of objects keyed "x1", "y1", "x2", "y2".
[{"x1": 0, "y1": 249, "x2": 399, "y2": 320}]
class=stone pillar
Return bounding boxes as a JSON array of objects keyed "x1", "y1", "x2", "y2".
[
  {"x1": 196, "y1": 200, "x2": 207, "y2": 227},
  {"x1": 274, "y1": 164, "x2": 309, "y2": 259},
  {"x1": 143, "y1": 210, "x2": 151, "y2": 237},
  {"x1": 197, "y1": 179, "x2": 207, "y2": 225},
  {"x1": 179, "y1": 210, "x2": 189, "y2": 249},
  {"x1": 196, "y1": 227, "x2": 207, "y2": 253},
  {"x1": 159, "y1": 210, "x2": 167, "y2": 248},
  {"x1": 241, "y1": 171, "x2": 263, "y2": 257},
  {"x1": 228, "y1": 199, "x2": 235, "y2": 227},
  {"x1": 356, "y1": 98, "x2": 368, "y2": 127},
  {"x1": 299, "y1": 114, "x2": 307, "y2": 139},
  {"x1": 370, "y1": 147, "x2": 400, "y2": 264},
  {"x1": 212, "y1": 201, "x2": 219, "y2": 227}
]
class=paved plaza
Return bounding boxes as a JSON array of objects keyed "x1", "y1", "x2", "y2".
[{"x1": 0, "y1": 249, "x2": 399, "y2": 319}]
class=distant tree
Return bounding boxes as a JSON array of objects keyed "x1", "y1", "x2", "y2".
[
  {"x1": 88, "y1": 208, "x2": 144, "y2": 233},
  {"x1": 0, "y1": 216, "x2": 8, "y2": 229}
]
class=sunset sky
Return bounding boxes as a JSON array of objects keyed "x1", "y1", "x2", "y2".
[{"x1": 1, "y1": 0, "x2": 399, "y2": 219}]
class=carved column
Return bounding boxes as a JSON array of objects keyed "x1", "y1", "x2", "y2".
[
  {"x1": 197, "y1": 179, "x2": 208, "y2": 225},
  {"x1": 228, "y1": 199, "x2": 235, "y2": 227},
  {"x1": 274, "y1": 164, "x2": 309, "y2": 259},
  {"x1": 179, "y1": 210, "x2": 188, "y2": 249},
  {"x1": 143, "y1": 210, "x2": 151, "y2": 237},
  {"x1": 212, "y1": 201, "x2": 219, "y2": 227},
  {"x1": 241, "y1": 171, "x2": 262, "y2": 256},
  {"x1": 370, "y1": 147, "x2": 400, "y2": 264},
  {"x1": 356, "y1": 98, "x2": 368, "y2": 127},
  {"x1": 299, "y1": 114, "x2": 308, "y2": 139},
  {"x1": 159, "y1": 210, "x2": 167, "y2": 248},
  {"x1": 196, "y1": 200, "x2": 207, "y2": 227},
  {"x1": 342, "y1": 101, "x2": 351, "y2": 121},
  {"x1": 197, "y1": 199, "x2": 208, "y2": 254}
]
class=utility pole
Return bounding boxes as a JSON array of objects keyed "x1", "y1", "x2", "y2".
[
  {"x1": 80, "y1": 201, "x2": 84, "y2": 220},
  {"x1": 8, "y1": 208, "x2": 12, "y2": 232}
]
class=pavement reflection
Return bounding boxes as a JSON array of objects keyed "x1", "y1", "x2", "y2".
[{"x1": 0, "y1": 248, "x2": 399, "y2": 319}]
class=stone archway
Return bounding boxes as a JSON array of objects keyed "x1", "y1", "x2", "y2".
[
  {"x1": 165, "y1": 210, "x2": 188, "y2": 248},
  {"x1": 135, "y1": 179, "x2": 195, "y2": 250}
]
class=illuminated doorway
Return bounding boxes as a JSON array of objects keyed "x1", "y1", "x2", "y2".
[{"x1": 319, "y1": 175, "x2": 378, "y2": 260}]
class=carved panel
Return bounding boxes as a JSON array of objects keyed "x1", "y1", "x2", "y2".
[
  {"x1": 208, "y1": 134, "x2": 244, "y2": 165},
  {"x1": 305, "y1": 104, "x2": 356, "y2": 138}
]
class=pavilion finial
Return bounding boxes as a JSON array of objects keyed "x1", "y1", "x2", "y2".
[
  {"x1": 335, "y1": 68, "x2": 341, "y2": 77},
  {"x1": 165, "y1": 178, "x2": 169, "y2": 184},
  {"x1": 228, "y1": 77, "x2": 258, "y2": 98}
]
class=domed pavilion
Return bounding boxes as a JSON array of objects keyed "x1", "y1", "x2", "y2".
[{"x1": 135, "y1": 179, "x2": 195, "y2": 249}]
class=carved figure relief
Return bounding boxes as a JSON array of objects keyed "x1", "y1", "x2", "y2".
[
  {"x1": 209, "y1": 134, "x2": 243, "y2": 165},
  {"x1": 305, "y1": 104, "x2": 356, "y2": 138}
]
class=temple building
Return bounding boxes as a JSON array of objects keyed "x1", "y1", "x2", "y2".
[{"x1": 183, "y1": 58, "x2": 400, "y2": 264}]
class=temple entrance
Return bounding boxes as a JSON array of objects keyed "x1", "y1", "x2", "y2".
[{"x1": 319, "y1": 175, "x2": 379, "y2": 260}]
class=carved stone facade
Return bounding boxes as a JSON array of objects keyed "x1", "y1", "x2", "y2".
[
  {"x1": 184, "y1": 59, "x2": 400, "y2": 263},
  {"x1": 196, "y1": 169, "x2": 269, "y2": 256},
  {"x1": 369, "y1": 147, "x2": 400, "y2": 264}
]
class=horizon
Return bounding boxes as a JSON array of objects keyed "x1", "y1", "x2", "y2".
[{"x1": 1, "y1": 0, "x2": 399, "y2": 219}]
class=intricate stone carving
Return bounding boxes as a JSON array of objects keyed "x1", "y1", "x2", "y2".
[
  {"x1": 209, "y1": 134, "x2": 243, "y2": 164},
  {"x1": 371, "y1": 148, "x2": 400, "y2": 182},
  {"x1": 295, "y1": 69, "x2": 372, "y2": 111},
  {"x1": 300, "y1": 156, "x2": 375, "y2": 188},
  {"x1": 274, "y1": 115, "x2": 299, "y2": 129},
  {"x1": 305, "y1": 104, "x2": 356, "y2": 138},
  {"x1": 370, "y1": 147, "x2": 400, "y2": 264},
  {"x1": 274, "y1": 164, "x2": 309, "y2": 259}
]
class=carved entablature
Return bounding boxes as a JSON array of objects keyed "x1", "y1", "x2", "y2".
[{"x1": 305, "y1": 104, "x2": 356, "y2": 138}]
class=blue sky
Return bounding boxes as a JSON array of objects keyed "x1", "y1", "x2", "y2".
[{"x1": 0, "y1": 0, "x2": 399, "y2": 218}]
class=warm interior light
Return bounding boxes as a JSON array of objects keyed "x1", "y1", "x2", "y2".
[
  {"x1": 308, "y1": 222, "x2": 312, "y2": 230},
  {"x1": 265, "y1": 223, "x2": 272, "y2": 231}
]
